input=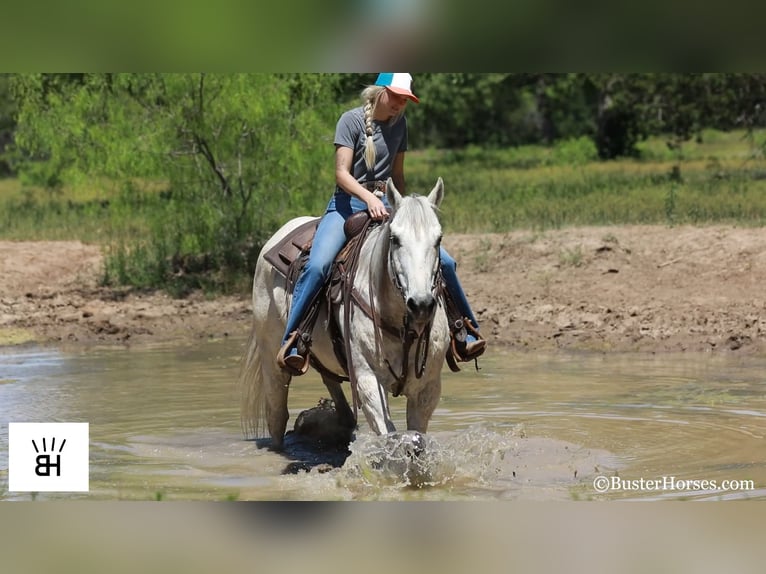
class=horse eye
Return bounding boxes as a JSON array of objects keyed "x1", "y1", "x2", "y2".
[{"x1": 390, "y1": 234, "x2": 401, "y2": 248}]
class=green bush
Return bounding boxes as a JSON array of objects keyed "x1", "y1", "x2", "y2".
[
  {"x1": 551, "y1": 136, "x2": 598, "y2": 165},
  {"x1": 11, "y1": 73, "x2": 341, "y2": 293},
  {"x1": 5, "y1": 91, "x2": 766, "y2": 294}
]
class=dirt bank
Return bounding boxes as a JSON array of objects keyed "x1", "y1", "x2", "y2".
[
  {"x1": 2, "y1": 225, "x2": 766, "y2": 355},
  {"x1": 0, "y1": 241, "x2": 251, "y2": 348}
]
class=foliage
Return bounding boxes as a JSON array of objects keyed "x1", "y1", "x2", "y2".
[
  {"x1": 0, "y1": 74, "x2": 17, "y2": 176},
  {"x1": 403, "y1": 73, "x2": 766, "y2": 158},
  {"x1": 11, "y1": 73, "x2": 341, "y2": 293},
  {"x1": 6, "y1": 129, "x2": 765, "y2": 246},
  {"x1": 405, "y1": 130, "x2": 766, "y2": 233},
  {"x1": 4, "y1": 73, "x2": 766, "y2": 294}
]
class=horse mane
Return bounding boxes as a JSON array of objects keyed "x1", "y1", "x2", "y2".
[{"x1": 367, "y1": 218, "x2": 391, "y2": 293}]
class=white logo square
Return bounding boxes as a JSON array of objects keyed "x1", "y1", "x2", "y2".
[{"x1": 8, "y1": 423, "x2": 89, "y2": 492}]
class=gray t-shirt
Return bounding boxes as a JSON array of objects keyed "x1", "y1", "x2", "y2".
[{"x1": 334, "y1": 106, "x2": 408, "y2": 188}]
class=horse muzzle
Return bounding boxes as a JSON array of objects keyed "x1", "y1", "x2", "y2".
[{"x1": 406, "y1": 293, "x2": 437, "y2": 334}]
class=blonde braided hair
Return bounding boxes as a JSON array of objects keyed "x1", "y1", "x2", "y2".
[{"x1": 360, "y1": 85, "x2": 406, "y2": 171}]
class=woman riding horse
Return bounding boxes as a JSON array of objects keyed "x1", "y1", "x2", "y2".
[{"x1": 278, "y1": 73, "x2": 486, "y2": 374}]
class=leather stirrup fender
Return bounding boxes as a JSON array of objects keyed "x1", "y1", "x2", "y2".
[{"x1": 445, "y1": 342, "x2": 461, "y2": 372}]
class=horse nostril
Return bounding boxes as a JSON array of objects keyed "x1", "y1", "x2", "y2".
[{"x1": 407, "y1": 295, "x2": 436, "y2": 317}]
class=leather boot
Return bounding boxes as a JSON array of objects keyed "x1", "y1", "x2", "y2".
[{"x1": 276, "y1": 331, "x2": 310, "y2": 376}]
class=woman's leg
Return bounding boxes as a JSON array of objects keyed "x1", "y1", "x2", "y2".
[
  {"x1": 281, "y1": 210, "x2": 348, "y2": 347},
  {"x1": 440, "y1": 247, "x2": 479, "y2": 328}
]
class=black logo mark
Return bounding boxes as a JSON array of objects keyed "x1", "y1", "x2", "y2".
[{"x1": 32, "y1": 437, "x2": 66, "y2": 477}]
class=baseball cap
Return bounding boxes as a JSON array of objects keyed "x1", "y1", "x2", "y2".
[{"x1": 374, "y1": 73, "x2": 420, "y2": 103}]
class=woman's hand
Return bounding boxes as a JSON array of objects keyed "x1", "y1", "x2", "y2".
[
  {"x1": 366, "y1": 194, "x2": 389, "y2": 221},
  {"x1": 335, "y1": 145, "x2": 389, "y2": 220}
]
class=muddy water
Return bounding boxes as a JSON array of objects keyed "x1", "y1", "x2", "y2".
[{"x1": 1, "y1": 338, "x2": 765, "y2": 501}]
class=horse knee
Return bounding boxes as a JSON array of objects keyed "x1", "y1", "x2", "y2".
[{"x1": 406, "y1": 389, "x2": 440, "y2": 432}]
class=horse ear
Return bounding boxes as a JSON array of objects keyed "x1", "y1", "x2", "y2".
[
  {"x1": 386, "y1": 177, "x2": 403, "y2": 210},
  {"x1": 427, "y1": 177, "x2": 444, "y2": 208}
]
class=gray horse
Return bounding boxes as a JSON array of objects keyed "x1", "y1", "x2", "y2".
[{"x1": 240, "y1": 178, "x2": 450, "y2": 450}]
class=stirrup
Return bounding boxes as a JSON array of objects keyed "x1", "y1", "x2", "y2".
[
  {"x1": 277, "y1": 331, "x2": 310, "y2": 376},
  {"x1": 445, "y1": 318, "x2": 486, "y2": 372}
]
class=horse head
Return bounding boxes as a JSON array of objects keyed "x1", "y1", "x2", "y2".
[{"x1": 385, "y1": 177, "x2": 444, "y2": 336}]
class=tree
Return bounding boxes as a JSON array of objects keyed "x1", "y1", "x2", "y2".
[
  {"x1": 0, "y1": 74, "x2": 18, "y2": 176},
  {"x1": 407, "y1": 73, "x2": 529, "y2": 148},
  {"x1": 11, "y1": 73, "x2": 340, "y2": 292}
]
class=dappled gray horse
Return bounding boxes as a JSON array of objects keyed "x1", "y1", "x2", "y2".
[{"x1": 240, "y1": 178, "x2": 449, "y2": 450}]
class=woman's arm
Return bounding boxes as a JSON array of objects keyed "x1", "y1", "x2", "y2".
[{"x1": 335, "y1": 145, "x2": 389, "y2": 220}]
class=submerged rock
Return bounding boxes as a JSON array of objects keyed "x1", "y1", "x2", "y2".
[{"x1": 292, "y1": 398, "x2": 354, "y2": 449}]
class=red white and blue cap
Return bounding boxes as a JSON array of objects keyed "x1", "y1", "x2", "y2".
[{"x1": 374, "y1": 73, "x2": 419, "y2": 103}]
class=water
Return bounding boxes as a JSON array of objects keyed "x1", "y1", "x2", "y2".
[{"x1": 1, "y1": 339, "x2": 765, "y2": 500}]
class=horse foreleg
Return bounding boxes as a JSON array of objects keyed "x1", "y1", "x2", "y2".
[
  {"x1": 405, "y1": 377, "x2": 442, "y2": 433},
  {"x1": 355, "y1": 370, "x2": 396, "y2": 435}
]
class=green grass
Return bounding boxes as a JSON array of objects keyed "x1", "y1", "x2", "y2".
[
  {"x1": 408, "y1": 129, "x2": 766, "y2": 232},
  {"x1": 2, "y1": 128, "x2": 765, "y2": 292},
  {"x1": 559, "y1": 245, "x2": 584, "y2": 267},
  {"x1": 4, "y1": 129, "x2": 765, "y2": 243},
  {"x1": 0, "y1": 177, "x2": 159, "y2": 243}
]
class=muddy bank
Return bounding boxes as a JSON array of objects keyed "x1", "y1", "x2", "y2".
[
  {"x1": 2, "y1": 225, "x2": 765, "y2": 355},
  {"x1": 0, "y1": 241, "x2": 251, "y2": 348}
]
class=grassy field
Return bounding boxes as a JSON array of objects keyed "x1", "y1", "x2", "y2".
[
  {"x1": 1, "y1": 129, "x2": 765, "y2": 290},
  {"x1": 0, "y1": 178, "x2": 106, "y2": 242},
  {"x1": 3, "y1": 129, "x2": 765, "y2": 243},
  {"x1": 408, "y1": 129, "x2": 766, "y2": 232}
]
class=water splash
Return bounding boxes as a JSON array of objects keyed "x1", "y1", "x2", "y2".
[{"x1": 336, "y1": 423, "x2": 527, "y2": 496}]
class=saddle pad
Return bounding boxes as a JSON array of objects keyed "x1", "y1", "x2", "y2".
[{"x1": 262, "y1": 218, "x2": 320, "y2": 278}]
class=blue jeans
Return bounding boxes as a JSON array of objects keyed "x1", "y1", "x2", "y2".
[{"x1": 281, "y1": 192, "x2": 479, "y2": 345}]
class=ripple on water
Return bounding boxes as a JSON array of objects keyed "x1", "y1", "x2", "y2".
[
  {"x1": 3, "y1": 342, "x2": 765, "y2": 501},
  {"x1": 279, "y1": 423, "x2": 621, "y2": 501}
]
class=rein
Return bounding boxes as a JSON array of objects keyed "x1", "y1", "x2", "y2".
[{"x1": 351, "y1": 283, "x2": 435, "y2": 397}]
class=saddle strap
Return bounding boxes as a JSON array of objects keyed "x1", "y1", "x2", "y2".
[{"x1": 441, "y1": 278, "x2": 467, "y2": 372}]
